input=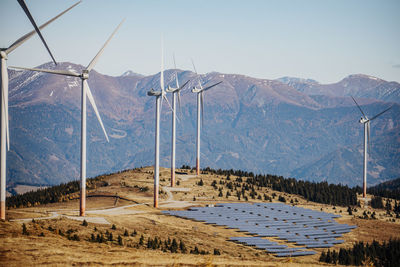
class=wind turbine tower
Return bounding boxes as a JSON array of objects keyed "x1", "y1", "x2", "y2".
[
  {"x1": 165, "y1": 55, "x2": 189, "y2": 186},
  {"x1": 0, "y1": 0, "x2": 80, "y2": 221},
  {"x1": 191, "y1": 60, "x2": 222, "y2": 176},
  {"x1": 147, "y1": 39, "x2": 174, "y2": 207},
  {"x1": 351, "y1": 96, "x2": 392, "y2": 198},
  {"x1": 12, "y1": 20, "x2": 124, "y2": 216}
]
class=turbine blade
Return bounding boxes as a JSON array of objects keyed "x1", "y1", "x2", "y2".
[
  {"x1": 84, "y1": 80, "x2": 109, "y2": 142},
  {"x1": 173, "y1": 53, "x2": 179, "y2": 88},
  {"x1": 163, "y1": 94, "x2": 173, "y2": 112},
  {"x1": 177, "y1": 91, "x2": 181, "y2": 115},
  {"x1": 6, "y1": 1, "x2": 81, "y2": 55},
  {"x1": 351, "y1": 96, "x2": 366, "y2": 119},
  {"x1": 9, "y1": 66, "x2": 80, "y2": 77},
  {"x1": 176, "y1": 80, "x2": 189, "y2": 117},
  {"x1": 160, "y1": 95, "x2": 163, "y2": 114},
  {"x1": 173, "y1": 93, "x2": 181, "y2": 124},
  {"x1": 17, "y1": 0, "x2": 57, "y2": 64},
  {"x1": 201, "y1": 92, "x2": 204, "y2": 127},
  {"x1": 177, "y1": 80, "x2": 190, "y2": 92},
  {"x1": 367, "y1": 122, "x2": 371, "y2": 153},
  {"x1": 191, "y1": 58, "x2": 198, "y2": 74},
  {"x1": 202, "y1": 81, "x2": 223, "y2": 92},
  {"x1": 86, "y1": 19, "x2": 125, "y2": 71},
  {"x1": 369, "y1": 106, "x2": 392, "y2": 121},
  {"x1": 190, "y1": 58, "x2": 202, "y2": 89},
  {"x1": 160, "y1": 38, "x2": 164, "y2": 91},
  {"x1": 1, "y1": 65, "x2": 10, "y2": 151}
]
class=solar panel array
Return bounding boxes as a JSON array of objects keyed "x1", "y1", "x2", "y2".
[{"x1": 162, "y1": 202, "x2": 356, "y2": 257}]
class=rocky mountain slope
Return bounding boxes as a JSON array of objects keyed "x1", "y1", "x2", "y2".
[{"x1": 6, "y1": 62, "x2": 400, "y2": 189}]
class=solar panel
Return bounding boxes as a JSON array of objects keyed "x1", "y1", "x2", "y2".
[
  {"x1": 274, "y1": 251, "x2": 317, "y2": 257},
  {"x1": 306, "y1": 243, "x2": 334, "y2": 248},
  {"x1": 163, "y1": 202, "x2": 356, "y2": 257}
]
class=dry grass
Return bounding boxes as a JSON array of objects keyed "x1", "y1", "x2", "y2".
[{"x1": 2, "y1": 167, "x2": 399, "y2": 266}]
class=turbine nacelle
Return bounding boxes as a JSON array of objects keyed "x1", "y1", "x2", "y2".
[
  {"x1": 192, "y1": 87, "x2": 202, "y2": 93},
  {"x1": 359, "y1": 117, "x2": 369, "y2": 124},
  {"x1": 147, "y1": 88, "x2": 162, "y2": 97},
  {"x1": 166, "y1": 85, "x2": 179, "y2": 93},
  {"x1": 0, "y1": 51, "x2": 7, "y2": 59}
]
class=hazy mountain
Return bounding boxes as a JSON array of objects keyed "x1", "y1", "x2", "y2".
[
  {"x1": 290, "y1": 125, "x2": 400, "y2": 186},
  {"x1": 6, "y1": 63, "x2": 400, "y2": 190},
  {"x1": 120, "y1": 70, "x2": 144, "y2": 78},
  {"x1": 278, "y1": 74, "x2": 400, "y2": 104}
]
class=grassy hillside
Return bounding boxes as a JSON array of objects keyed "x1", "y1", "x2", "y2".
[{"x1": 2, "y1": 167, "x2": 400, "y2": 266}]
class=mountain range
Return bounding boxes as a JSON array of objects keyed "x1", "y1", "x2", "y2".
[{"x1": 5, "y1": 62, "x2": 400, "y2": 191}]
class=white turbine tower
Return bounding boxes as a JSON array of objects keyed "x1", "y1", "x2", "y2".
[
  {"x1": 0, "y1": 1, "x2": 80, "y2": 221},
  {"x1": 351, "y1": 96, "x2": 392, "y2": 198},
  {"x1": 191, "y1": 60, "x2": 222, "y2": 176},
  {"x1": 147, "y1": 39, "x2": 174, "y2": 207},
  {"x1": 165, "y1": 55, "x2": 189, "y2": 187},
  {"x1": 11, "y1": 19, "x2": 124, "y2": 216}
]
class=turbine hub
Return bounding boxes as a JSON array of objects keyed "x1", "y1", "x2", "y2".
[
  {"x1": 81, "y1": 70, "x2": 89, "y2": 80},
  {"x1": 166, "y1": 86, "x2": 178, "y2": 93},
  {"x1": 192, "y1": 87, "x2": 201, "y2": 93},
  {"x1": 0, "y1": 51, "x2": 7, "y2": 59}
]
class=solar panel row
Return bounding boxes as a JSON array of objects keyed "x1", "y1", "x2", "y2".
[{"x1": 162, "y1": 203, "x2": 356, "y2": 257}]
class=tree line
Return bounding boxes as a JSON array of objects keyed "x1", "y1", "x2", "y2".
[
  {"x1": 319, "y1": 239, "x2": 400, "y2": 266},
  {"x1": 6, "y1": 173, "x2": 113, "y2": 208},
  {"x1": 368, "y1": 177, "x2": 400, "y2": 201},
  {"x1": 199, "y1": 166, "x2": 359, "y2": 207}
]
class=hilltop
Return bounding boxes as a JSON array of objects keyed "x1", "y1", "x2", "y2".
[{"x1": 2, "y1": 167, "x2": 400, "y2": 266}]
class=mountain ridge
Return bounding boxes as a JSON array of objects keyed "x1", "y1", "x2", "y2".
[{"x1": 6, "y1": 62, "x2": 400, "y2": 190}]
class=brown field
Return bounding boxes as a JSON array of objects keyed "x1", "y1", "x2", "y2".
[{"x1": 1, "y1": 167, "x2": 399, "y2": 266}]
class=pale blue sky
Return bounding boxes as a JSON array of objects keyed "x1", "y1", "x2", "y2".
[{"x1": 1, "y1": 0, "x2": 399, "y2": 83}]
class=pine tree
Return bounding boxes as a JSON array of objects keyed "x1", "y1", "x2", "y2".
[
  {"x1": 347, "y1": 206, "x2": 353, "y2": 215},
  {"x1": 22, "y1": 223, "x2": 29, "y2": 235},
  {"x1": 170, "y1": 238, "x2": 178, "y2": 253},
  {"x1": 179, "y1": 240, "x2": 187, "y2": 253},
  {"x1": 319, "y1": 251, "x2": 326, "y2": 262}
]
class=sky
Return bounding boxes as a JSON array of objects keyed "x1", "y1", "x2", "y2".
[{"x1": 1, "y1": 0, "x2": 399, "y2": 83}]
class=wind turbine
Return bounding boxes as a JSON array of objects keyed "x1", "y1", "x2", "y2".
[
  {"x1": 0, "y1": 1, "x2": 80, "y2": 221},
  {"x1": 191, "y1": 60, "x2": 222, "y2": 176},
  {"x1": 11, "y1": 19, "x2": 125, "y2": 216},
  {"x1": 147, "y1": 39, "x2": 174, "y2": 207},
  {"x1": 351, "y1": 96, "x2": 392, "y2": 198},
  {"x1": 165, "y1": 55, "x2": 189, "y2": 187}
]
